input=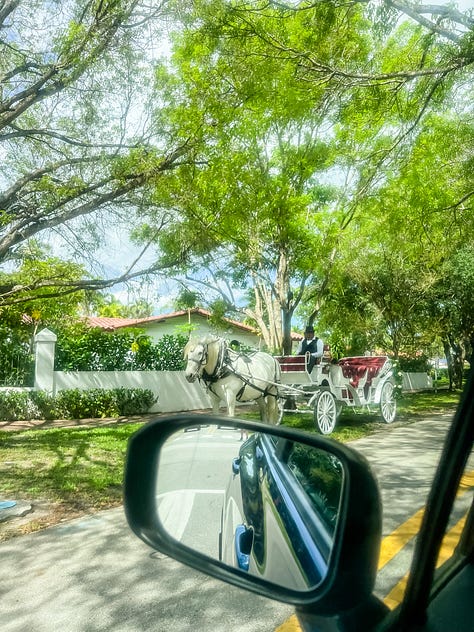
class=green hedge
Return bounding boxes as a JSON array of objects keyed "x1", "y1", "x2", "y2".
[
  {"x1": 0, "y1": 388, "x2": 157, "y2": 421},
  {"x1": 55, "y1": 328, "x2": 188, "y2": 371}
]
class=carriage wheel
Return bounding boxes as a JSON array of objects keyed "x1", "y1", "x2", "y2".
[
  {"x1": 380, "y1": 380, "x2": 397, "y2": 423},
  {"x1": 313, "y1": 390, "x2": 338, "y2": 435}
]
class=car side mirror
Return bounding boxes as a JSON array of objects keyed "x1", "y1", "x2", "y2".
[{"x1": 124, "y1": 414, "x2": 383, "y2": 616}]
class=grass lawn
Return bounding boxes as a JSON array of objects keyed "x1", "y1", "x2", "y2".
[
  {"x1": 0, "y1": 389, "x2": 461, "y2": 540},
  {"x1": 0, "y1": 423, "x2": 144, "y2": 539}
]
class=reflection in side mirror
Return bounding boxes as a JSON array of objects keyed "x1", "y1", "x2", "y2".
[
  {"x1": 125, "y1": 414, "x2": 383, "y2": 611},
  {"x1": 155, "y1": 424, "x2": 344, "y2": 592}
]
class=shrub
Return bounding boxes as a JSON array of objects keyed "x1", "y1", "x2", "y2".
[
  {"x1": 30, "y1": 390, "x2": 60, "y2": 420},
  {"x1": 0, "y1": 325, "x2": 35, "y2": 387},
  {"x1": 54, "y1": 389, "x2": 119, "y2": 419},
  {"x1": 388, "y1": 360, "x2": 404, "y2": 399},
  {"x1": 151, "y1": 334, "x2": 188, "y2": 370},
  {"x1": 55, "y1": 325, "x2": 140, "y2": 371},
  {"x1": 0, "y1": 390, "x2": 40, "y2": 421},
  {"x1": 55, "y1": 325, "x2": 188, "y2": 372},
  {"x1": 0, "y1": 388, "x2": 157, "y2": 421},
  {"x1": 112, "y1": 387, "x2": 157, "y2": 415},
  {"x1": 397, "y1": 355, "x2": 432, "y2": 373}
]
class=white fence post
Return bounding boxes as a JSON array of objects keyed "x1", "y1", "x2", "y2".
[{"x1": 34, "y1": 328, "x2": 57, "y2": 394}]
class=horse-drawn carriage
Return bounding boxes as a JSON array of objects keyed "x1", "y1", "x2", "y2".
[
  {"x1": 275, "y1": 352, "x2": 397, "y2": 434},
  {"x1": 184, "y1": 336, "x2": 397, "y2": 435}
]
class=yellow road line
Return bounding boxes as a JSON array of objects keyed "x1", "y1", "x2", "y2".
[
  {"x1": 459, "y1": 471, "x2": 474, "y2": 493},
  {"x1": 436, "y1": 514, "x2": 467, "y2": 566},
  {"x1": 382, "y1": 471, "x2": 473, "y2": 609},
  {"x1": 378, "y1": 470, "x2": 474, "y2": 572},
  {"x1": 383, "y1": 513, "x2": 467, "y2": 610},
  {"x1": 378, "y1": 507, "x2": 424, "y2": 571},
  {"x1": 275, "y1": 615, "x2": 302, "y2": 632}
]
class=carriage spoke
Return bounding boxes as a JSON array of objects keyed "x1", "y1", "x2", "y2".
[
  {"x1": 314, "y1": 390, "x2": 338, "y2": 435},
  {"x1": 380, "y1": 381, "x2": 397, "y2": 423}
]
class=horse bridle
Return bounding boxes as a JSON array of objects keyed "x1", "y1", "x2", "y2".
[{"x1": 188, "y1": 343, "x2": 208, "y2": 378}]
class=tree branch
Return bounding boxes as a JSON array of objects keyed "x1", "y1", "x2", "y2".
[{"x1": 0, "y1": 258, "x2": 182, "y2": 306}]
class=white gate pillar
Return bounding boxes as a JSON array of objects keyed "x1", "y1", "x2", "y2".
[{"x1": 34, "y1": 328, "x2": 57, "y2": 393}]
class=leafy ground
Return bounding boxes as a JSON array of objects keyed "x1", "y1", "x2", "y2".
[{"x1": 0, "y1": 390, "x2": 460, "y2": 541}]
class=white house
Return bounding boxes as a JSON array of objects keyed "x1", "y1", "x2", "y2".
[{"x1": 85, "y1": 308, "x2": 264, "y2": 348}]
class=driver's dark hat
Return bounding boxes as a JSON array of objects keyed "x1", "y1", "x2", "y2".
[{"x1": 304, "y1": 325, "x2": 314, "y2": 334}]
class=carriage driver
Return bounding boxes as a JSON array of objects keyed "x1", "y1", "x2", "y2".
[{"x1": 296, "y1": 325, "x2": 324, "y2": 373}]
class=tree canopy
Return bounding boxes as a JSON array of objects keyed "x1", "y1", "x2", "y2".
[{"x1": 128, "y1": 0, "x2": 473, "y2": 359}]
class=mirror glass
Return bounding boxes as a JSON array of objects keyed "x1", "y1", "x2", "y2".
[{"x1": 155, "y1": 423, "x2": 344, "y2": 592}]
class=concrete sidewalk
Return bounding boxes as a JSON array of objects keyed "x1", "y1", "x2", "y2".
[{"x1": 0, "y1": 413, "x2": 156, "y2": 432}]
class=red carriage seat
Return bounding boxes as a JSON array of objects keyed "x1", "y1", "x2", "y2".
[{"x1": 337, "y1": 356, "x2": 388, "y2": 388}]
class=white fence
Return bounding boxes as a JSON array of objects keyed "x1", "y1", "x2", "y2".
[
  {"x1": 402, "y1": 372, "x2": 433, "y2": 392},
  {"x1": 5, "y1": 328, "x2": 432, "y2": 416},
  {"x1": 34, "y1": 328, "x2": 212, "y2": 413},
  {"x1": 54, "y1": 369, "x2": 212, "y2": 413}
]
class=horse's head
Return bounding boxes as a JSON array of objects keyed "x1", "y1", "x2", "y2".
[
  {"x1": 183, "y1": 341, "x2": 208, "y2": 383},
  {"x1": 184, "y1": 336, "x2": 222, "y2": 383}
]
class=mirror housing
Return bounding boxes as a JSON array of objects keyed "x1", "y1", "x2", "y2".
[{"x1": 124, "y1": 414, "x2": 382, "y2": 615}]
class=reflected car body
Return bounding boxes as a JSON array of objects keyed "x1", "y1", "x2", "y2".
[{"x1": 219, "y1": 432, "x2": 343, "y2": 590}]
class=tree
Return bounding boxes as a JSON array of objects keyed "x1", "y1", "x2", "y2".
[
  {"x1": 95, "y1": 295, "x2": 153, "y2": 318},
  {"x1": 134, "y1": 0, "x2": 473, "y2": 353},
  {"x1": 288, "y1": 2, "x2": 474, "y2": 349},
  {"x1": 318, "y1": 98, "x2": 474, "y2": 381},
  {"x1": 134, "y1": 0, "x2": 376, "y2": 352},
  {"x1": 0, "y1": 244, "x2": 92, "y2": 339},
  {"x1": 0, "y1": 0, "x2": 196, "y2": 307},
  {"x1": 6, "y1": 0, "x2": 471, "y2": 354},
  {"x1": 0, "y1": 245, "x2": 93, "y2": 383},
  {"x1": 338, "y1": 249, "x2": 436, "y2": 356},
  {"x1": 430, "y1": 246, "x2": 474, "y2": 389}
]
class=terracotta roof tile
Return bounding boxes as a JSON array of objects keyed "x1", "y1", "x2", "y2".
[{"x1": 85, "y1": 308, "x2": 302, "y2": 340}]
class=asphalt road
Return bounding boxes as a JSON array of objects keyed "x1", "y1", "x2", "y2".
[
  {"x1": 349, "y1": 412, "x2": 463, "y2": 602},
  {"x1": 155, "y1": 426, "x2": 241, "y2": 559},
  {"x1": 1, "y1": 413, "x2": 469, "y2": 632}
]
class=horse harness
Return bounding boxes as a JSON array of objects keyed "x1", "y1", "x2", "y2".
[{"x1": 200, "y1": 342, "x2": 277, "y2": 401}]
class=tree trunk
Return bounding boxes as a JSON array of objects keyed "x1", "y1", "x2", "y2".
[
  {"x1": 443, "y1": 339, "x2": 455, "y2": 390},
  {"x1": 245, "y1": 277, "x2": 283, "y2": 351},
  {"x1": 281, "y1": 308, "x2": 294, "y2": 355},
  {"x1": 443, "y1": 335, "x2": 465, "y2": 390}
]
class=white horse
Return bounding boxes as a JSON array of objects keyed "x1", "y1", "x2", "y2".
[{"x1": 184, "y1": 335, "x2": 281, "y2": 424}]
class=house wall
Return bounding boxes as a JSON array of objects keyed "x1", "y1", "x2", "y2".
[{"x1": 130, "y1": 314, "x2": 262, "y2": 348}]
